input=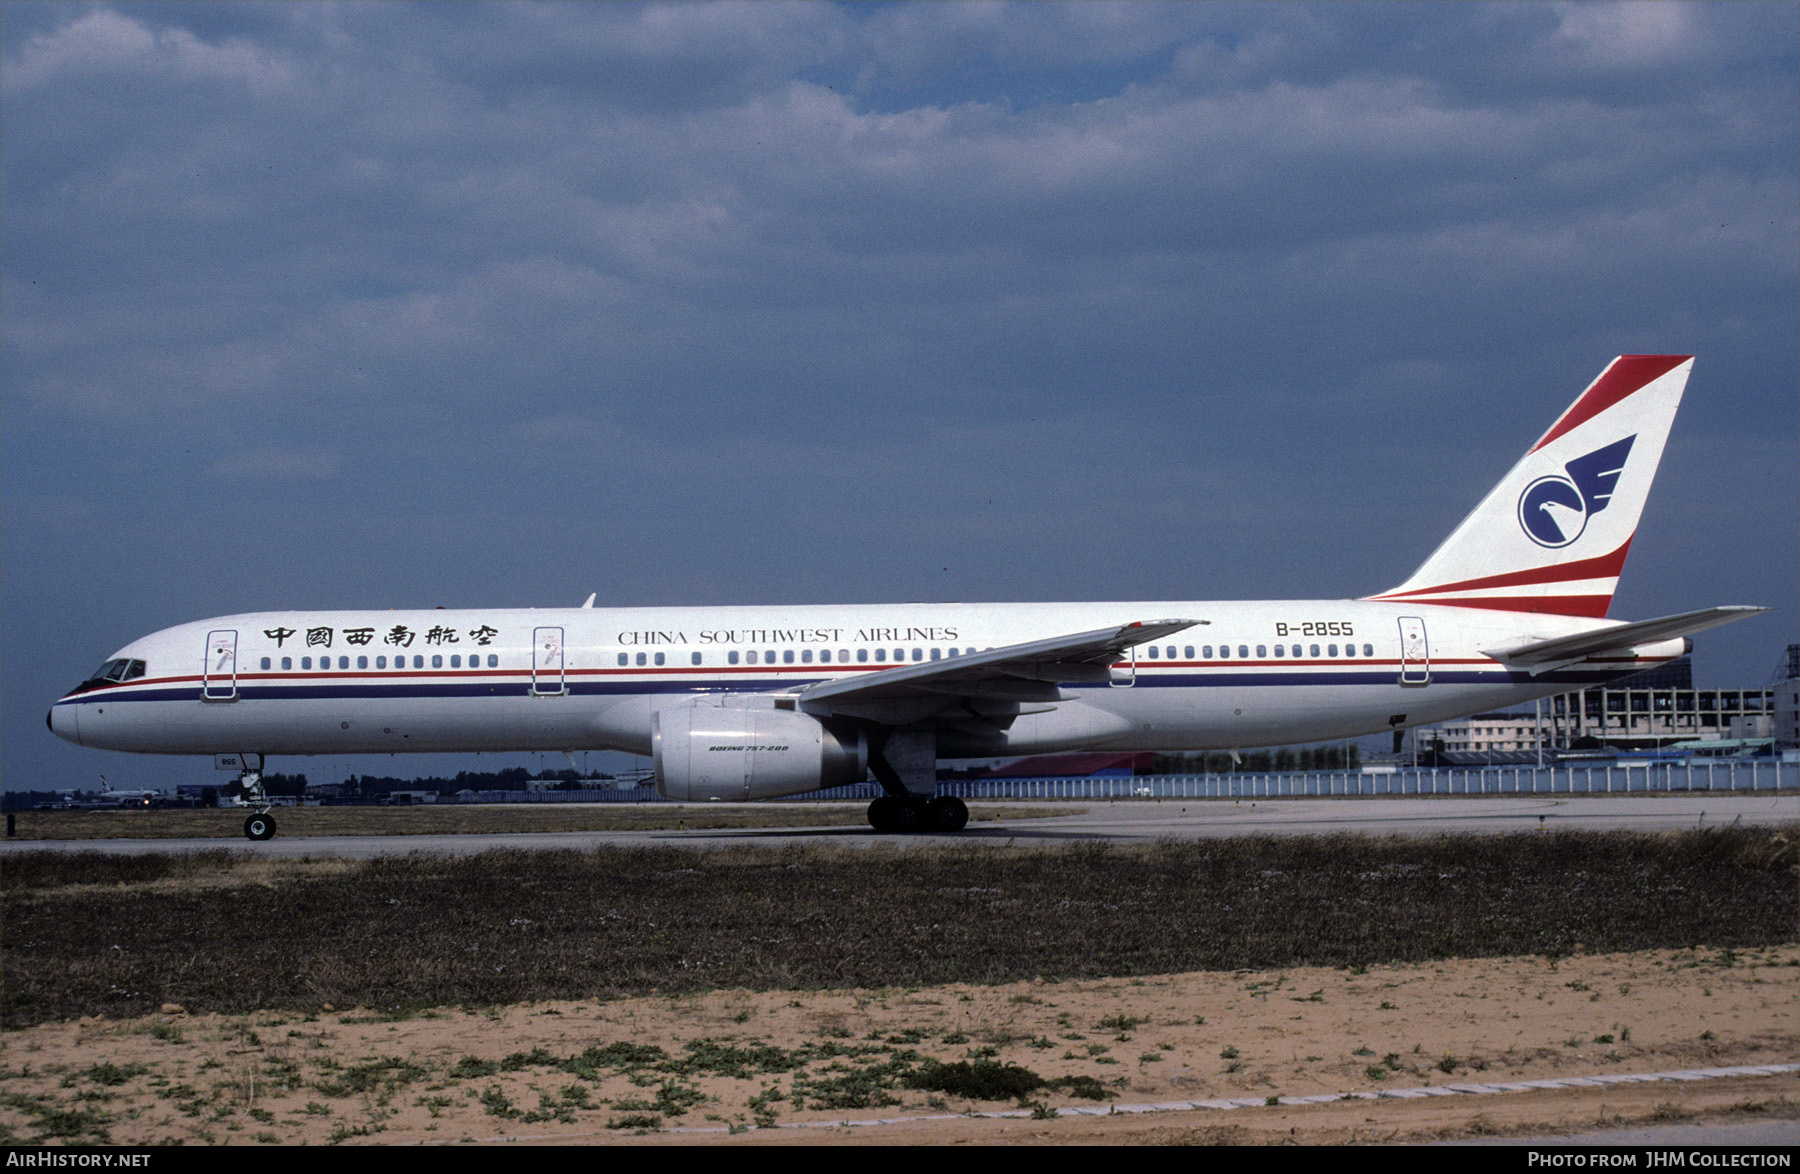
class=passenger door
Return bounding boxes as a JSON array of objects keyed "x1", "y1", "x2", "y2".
[
  {"x1": 532, "y1": 626, "x2": 567, "y2": 696},
  {"x1": 1398, "y1": 616, "x2": 1430, "y2": 686},
  {"x1": 203, "y1": 630, "x2": 239, "y2": 701}
]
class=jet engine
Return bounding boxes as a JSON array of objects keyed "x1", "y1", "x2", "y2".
[{"x1": 652, "y1": 698, "x2": 866, "y2": 801}]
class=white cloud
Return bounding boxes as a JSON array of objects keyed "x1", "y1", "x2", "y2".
[{"x1": 3, "y1": 7, "x2": 293, "y2": 95}]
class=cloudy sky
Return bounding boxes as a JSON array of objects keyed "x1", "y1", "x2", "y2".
[{"x1": 4, "y1": 1, "x2": 1795, "y2": 791}]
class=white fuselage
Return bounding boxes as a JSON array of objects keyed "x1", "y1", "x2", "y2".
[{"x1": 49, "y1": 599, "x2": 1676, "y2": 761}]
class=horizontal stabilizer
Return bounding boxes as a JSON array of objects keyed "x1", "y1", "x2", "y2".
[
  {"x1": 1484, "y1": 606, "x2": 1767, "y2": 667},
  {"x1": 798, "y1": 618, "x2": 1201, "y2": 711}
]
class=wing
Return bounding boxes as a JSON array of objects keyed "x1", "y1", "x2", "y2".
[
  {"x1": 796, "y1": 618, "x2": 1202, "y2": 724},
  {"x1": 1484, "y1": 606, "x2": 1767, "y2": 670}
]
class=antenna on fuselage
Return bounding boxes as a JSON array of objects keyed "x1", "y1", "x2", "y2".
[{"x1": 581, "y1": 593, "x2": 596, "y2": 608}]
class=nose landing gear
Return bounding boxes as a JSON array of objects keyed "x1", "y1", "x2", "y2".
[{"x1": 232, "y1": 758, "x2": 277, "y2": 841}]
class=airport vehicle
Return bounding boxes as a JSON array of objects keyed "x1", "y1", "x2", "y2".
[{"x1": 48, "y1": 356, "x2": 1764, "y2": 839}]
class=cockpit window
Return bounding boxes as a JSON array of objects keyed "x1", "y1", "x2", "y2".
[{"x1": 70, "y1": 658, "x2": 146, "y2": 695}]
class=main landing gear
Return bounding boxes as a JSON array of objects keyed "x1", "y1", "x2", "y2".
[
  {"x1": 866, "y1": 794, "x2": 968, "y2": 834},
  {"x1": 863, "y1": 730, "x2": 966, "y2": 833}
]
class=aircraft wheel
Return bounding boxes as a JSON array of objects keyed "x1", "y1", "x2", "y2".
[
  {"x1": 890, "y1": 797, "x2": 928, "y2": 834},
  {"x1": 867, "y1": 797, "x2": 896, "y2": 832},
  {"x1": 244, "y1": 813, "x2": 276, "y2": 841},
  {"x1": 927, "y1": 796, "x2": 969, "y2": 832}
]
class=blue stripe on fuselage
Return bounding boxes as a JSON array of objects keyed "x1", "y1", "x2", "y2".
[{"x1": 52, "y1": 666, "x2": 1635, "y2": 707}]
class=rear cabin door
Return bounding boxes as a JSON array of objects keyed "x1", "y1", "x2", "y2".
[
  {"x1": 1398, "y1": 616, "x2": 1430, "y2": 686},
  {"x1": 203, "y1": 630, "x2": 239, "y2": 701}
]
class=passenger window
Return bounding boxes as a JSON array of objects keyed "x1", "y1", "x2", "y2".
[
  {"x1": 413, "y1": 655, "x2": 424, "y2": 668},
  {"x1": 1256, "y1": 645, "x2": 1267, "y2": 658},
  {"x1": 618, "y1": 653, "x2": 628, "y2": 667},
  {"x1": 1328, "y1": 644, "x2": 1338, "y2": 657},
  {"x1": 875, "y1": 649, "x2": 886, "y2": 662},
  {"x1": 747, "y1": 651, "x2": 758, "y2": 665},
  {"x1": 375, "y1": 656, "x2": 385, "y2": 669},
  {"x1": 911, "y1": 648, "x2": 922, "y2": 662},
  {"x1": 839, "y1": 650, "x2": 850, "y2": 661},
  {"x1": 1310, "y1": 644, "x2": 1320, "y2": 658},
  {"x1": 765, "y1": 650, "x2": 775, "y2": 664},
  {"x1": 930, "y1": 648, "x2": 940, "y2": 660},
  {"x1": 1239, "y1": 646, "x2": 1250, "y2": 658},
  {"x1": 819, "y1": 649, "x2": 830, "y2": 663},
  {"x1": 358, "y1": 656, "x2": 368, "y2": 669},
  {"x1": 635, "y1": 652, "x2": 647, "y2": 666},
  {"x1": 783, "y1": 650, "x2": 795, "y2": 664},
  {"x1": 1363, "y1": 643, "x2": 1374, "y2": 657},
  {"x1": 432, "y1": 655, "x2": 443, "y2": 668},
  {"x1": 1217, "y1": 646, "x2": 1228, "y2": 659},
  {"x1": 729, "y1": 651, "x2": 740, "y2": 665},
  {"x1": 487, "y1": 655, "x2": 497, "y2": 668},
  {"x1": 894, "y1": 649, "x2": 904, "y2": 661},
  {"x1": 947, "y1": 648, "x2": 959, "y2": 657},
  {"x1": 691, "y1": 652, "x2": 702, "y2": 666},
  {"x1": 261, "y1": 657, "x2": 272, "y2": 670},
  {"x1": 339, "y1": 656, "x2": 349, "y2": 669},
  {"x1": 1272, "y1": 645, "x2": 1284, "y2": 658},
  {"x1": 1202, "y1": 646, "x2": 1213, "y2": 658},
  {"x1": 302, "y1": 657, "x2": 312, "y2": 670},
  {"x1": 655, "y1": 652, "x2": 665, "y2": 666},
  {"x1": 857, "y1": 648, "x2": 868, "y2": 663},
  {"x1": 1147, "y1": 646, "x2": 1160, "y2": 659},
  {"x1": 1185, "y1": 646, "x2": 1194, "y2": 659}
]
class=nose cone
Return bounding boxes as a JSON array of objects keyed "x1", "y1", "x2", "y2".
[{"x1": 48, "y1": 703, "x2": 81, "y2": 747}]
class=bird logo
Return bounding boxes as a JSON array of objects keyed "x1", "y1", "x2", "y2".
[{"x1": 1516, "y1": 435, "x2": 1636, "y2": 548}]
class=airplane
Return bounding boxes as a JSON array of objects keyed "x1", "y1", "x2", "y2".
[
  {"x1": 47, "y1": 355, "x2": 1765, "y2": 840},
  {"x1": 37, "y1": 778, "x2": 160, "y2": 809}
]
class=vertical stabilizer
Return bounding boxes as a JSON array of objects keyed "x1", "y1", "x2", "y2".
[{"x1": 1365, "y1": 355, "x2": 1692, "y2": 617}]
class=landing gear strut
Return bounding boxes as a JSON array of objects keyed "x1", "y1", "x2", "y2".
[
  {"x1": 863, "y1": 730, "x2": 967, "y2": 833},
  {"x1": 235, "y1": 765, "x2": 277, "y2": 841}
]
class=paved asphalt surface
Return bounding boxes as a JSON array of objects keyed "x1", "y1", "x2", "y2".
[{"x1": 4, "y1": 794, "x2": 1793, "y2": 858}]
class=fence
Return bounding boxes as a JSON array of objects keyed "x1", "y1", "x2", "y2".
[{"x1": 400, "y1": 759, "x2": 1794, "y2": 804}]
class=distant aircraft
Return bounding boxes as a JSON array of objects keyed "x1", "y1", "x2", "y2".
[
  {"x1": 40, "y1": 778, "x2": 160, "y2": 809},
  {"x1": 48, "y1": 356, "x2": 1764, "y2": 839}
]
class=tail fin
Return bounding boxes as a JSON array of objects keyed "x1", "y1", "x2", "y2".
[{"x1": 1365, "y1": 355, "x2": 1692, "y2": 618}]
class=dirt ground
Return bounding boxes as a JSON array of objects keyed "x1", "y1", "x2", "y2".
[{"x1": 2, "y1": 944, "x2": 1793, "y2": 1146}]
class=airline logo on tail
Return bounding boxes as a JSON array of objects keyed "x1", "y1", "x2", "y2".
[
  {"x1": 1516, "y1": 434, "x2": 1636, "y2": 548},
  {"x1": 1366, "y1": 355, "x2": 1692, "y2": 618}
]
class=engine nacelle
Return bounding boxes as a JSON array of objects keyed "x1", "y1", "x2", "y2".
[{"x1": 653, "y1": 698, "x2": 866, "y2": 801}]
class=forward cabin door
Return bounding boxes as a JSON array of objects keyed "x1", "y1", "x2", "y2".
[
  {"x1": 203, "y1": 630, "x2": 239, "y2": 701},
  {"x1": 1398, "y1": 616, "x2": 1430, "y2": 686},
  {"x1": 532, "y1": 626, "x2": 567, "y2": 696}
]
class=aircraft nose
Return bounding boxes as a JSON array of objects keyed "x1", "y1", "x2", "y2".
[{"x1": 47, "y1": 704, "x2": 81, "y2": 747}]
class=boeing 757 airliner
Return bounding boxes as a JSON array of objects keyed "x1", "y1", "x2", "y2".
[{"x1": 49, "y1": 356, "x2": 1764, "y2": 839}]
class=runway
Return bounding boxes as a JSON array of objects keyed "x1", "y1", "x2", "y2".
[{"x1": 4, "y1": 793, "x2": 1793, "y2": 858}]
